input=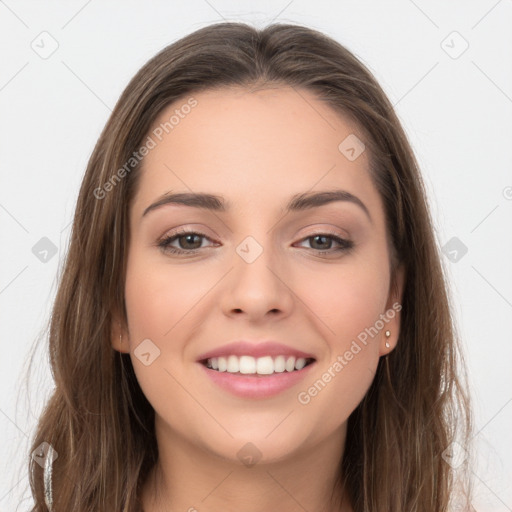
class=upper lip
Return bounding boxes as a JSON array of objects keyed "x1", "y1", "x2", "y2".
[{"x1": 196, "y1": 341, "x2": 316, "y2": 362}]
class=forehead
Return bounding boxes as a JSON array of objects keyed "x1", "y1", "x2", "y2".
[{"x1": 132, "y1": 86, "x2": 380, "y2": 219}]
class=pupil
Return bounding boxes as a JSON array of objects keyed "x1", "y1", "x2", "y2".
[
  {"x1": 182, "y1": 234, "x2": 201, "y2": 249},
  {"x1": 312, "y1": 235, "x2": 330, "y2": 250}
]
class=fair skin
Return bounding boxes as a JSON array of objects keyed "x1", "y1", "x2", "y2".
[{"x1": 112, "y1": 86, "x2": 404, "y2": 512}]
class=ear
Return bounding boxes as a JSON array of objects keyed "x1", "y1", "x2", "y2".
[
  {"x1": 380, "y1": 263, "x2": 405, "y2": 356},
  {"x1": 111, "y1": 309, "x2": 130, "y2": 354}
]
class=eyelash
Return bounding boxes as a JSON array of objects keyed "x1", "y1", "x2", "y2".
[{"x1": 157, "y1": 228, "x2": 354, "y2": 257}]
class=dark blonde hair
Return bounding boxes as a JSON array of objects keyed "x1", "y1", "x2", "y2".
[{"x1": 26, "y1": 21, "x2": 473, "y2": 511}]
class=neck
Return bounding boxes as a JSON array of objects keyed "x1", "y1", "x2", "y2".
[{"x1": 141, "y1": 417, "x2": 352, "y2": 512}]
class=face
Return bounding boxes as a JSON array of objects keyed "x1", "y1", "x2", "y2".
[{"x1": 112, "y1": 86, "x2": 404, "y2": 464}]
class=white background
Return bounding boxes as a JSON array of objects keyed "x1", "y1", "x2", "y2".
[{"x1": 1, "y1": 1, "x2": 511, "y2": 510}]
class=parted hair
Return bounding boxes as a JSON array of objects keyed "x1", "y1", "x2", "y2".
[{"x1": 26, "y1": 21, "x2": 472, "y2": 512}]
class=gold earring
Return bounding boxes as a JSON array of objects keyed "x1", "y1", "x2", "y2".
[{"x1": 385, "y1": 330, "x2": 391, "y2": 348}]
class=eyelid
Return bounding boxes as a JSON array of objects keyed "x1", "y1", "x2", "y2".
[
  {"x1": 294, "y1": 230, "x2": 354, "y2": 252},
  {"x1": 296, "y1": 222, "x2": 351, "y2": 239},
  {"x1": 158, "y1": 224, "x2": 216, "y2": 240},
  {"x1": 158, "y1": 224, "x2": 350, "y2": 244},
  {"x1": 157, "y1": 226, "x2": 354, "y2": 257}
]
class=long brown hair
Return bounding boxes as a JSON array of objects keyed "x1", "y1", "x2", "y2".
[{"x1": 25, "y1": 21, "x2": 473, "y2": 511}]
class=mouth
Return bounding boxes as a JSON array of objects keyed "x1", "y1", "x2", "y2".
[
  {"x1": 198, "y1": 354, "x2": 317, "y2": 399},
  {"x1": 200, "y1": 355, "x2": 316, "y2": 376}
]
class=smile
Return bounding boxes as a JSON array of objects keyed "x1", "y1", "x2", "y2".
[
  {"x1": 203, "y1": 355, "x2": 315, "y2": 375},
  {"x1": 199, "y1": 356, "x2": 316, "y2": 399}
]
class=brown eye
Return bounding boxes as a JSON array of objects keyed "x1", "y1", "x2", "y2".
[
  {"x1": 296, "y1": 232, "x2": 354, "y2": 255},
  {"x1": 158, "y1": 229, "x2": 214, "y2": 255}
]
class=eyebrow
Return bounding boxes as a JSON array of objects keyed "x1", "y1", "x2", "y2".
[{"x1": 141, "y1": 189, "x2": 372, "y2": 222}]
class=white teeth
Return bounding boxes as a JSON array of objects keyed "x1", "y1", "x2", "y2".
[
  {"x1": 227, "y1": 355, "x2": 239, "y2": 373},
  {"x1": 256, "y1": 356, "x2": 274, "y2": 375},
  {"x1": 205, "y1": 355, "x2": 313, "y2": 375},
  {"x1": 218, "y1": 357, "x2": 227, "y2": 372},
  {"x1": 285, "y1": 356, "x2": 295, "y2": 372},
  {"x1": 274, "y1": 355, "x2": 286, "y2": 372},
  {"x1": 295, "y1": 357, "x2": 306, "y2": 370},
  {"x1": 239, "y1": 355, "x2": 256, "y2": 374}
]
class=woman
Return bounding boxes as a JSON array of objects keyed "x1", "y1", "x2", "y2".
[{"x1": 28, "y1": 21, "x2": 473, "y2": 512}]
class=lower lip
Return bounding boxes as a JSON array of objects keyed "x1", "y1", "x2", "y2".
[{"x1": 198, "y1": 362, "x2": 316, "y2": 399}]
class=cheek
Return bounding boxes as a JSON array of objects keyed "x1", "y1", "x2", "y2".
[
  {"x1": 123, "y1": 252, "x2": 207, "y2": 425},
  {"x1": 124, "y1": 249, "x2": 212, "y2": 345},
  {"x1": 123, "y1": 252, "x2": 196, "y2": 389},
  {"x1": 291, "y1": 255, "x2": 388, "y2": 424},
  {"x1": 296, "y1": 343, "x2": 379, "y2": 441},
  {"x1": 296, "y1": 255, "x2": 390, "y2": 351}
]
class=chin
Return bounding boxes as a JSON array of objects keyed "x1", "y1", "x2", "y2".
[{"x1": 192, "y1": 428, "x2": 306, "y2": 467}]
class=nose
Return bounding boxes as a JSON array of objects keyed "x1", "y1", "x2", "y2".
[{"x1": 220, "y1": 237, "x2": 294, "y2": 323}]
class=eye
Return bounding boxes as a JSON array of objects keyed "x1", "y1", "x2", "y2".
[
  {"x1": 295, "y1": 232, "x2": 354, "y2": 255},
  {"x1": 157, "y1": 229, "x2": 354, "y2": 257},
  {"x1": 157, "y1": 229, "x2": 215, "y2": 255}
]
